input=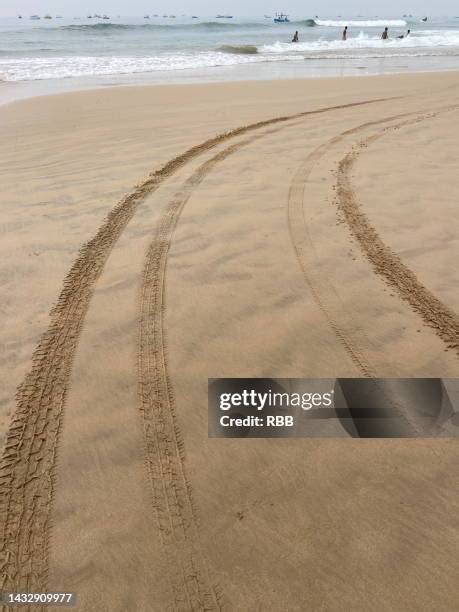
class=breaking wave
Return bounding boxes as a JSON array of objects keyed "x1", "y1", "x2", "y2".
[
  {"x1": 315, "y1": 19, "x2": 407, "y2": 27},
  {"x1": 262, "y1": 31, "x2": 459, "y2": 53},
  {"x1": 217, "y1": 45, "x2": 258, "y2": 54},
  {"x1": 292, "y1": 19, "x2": 317, "y2": 26}
]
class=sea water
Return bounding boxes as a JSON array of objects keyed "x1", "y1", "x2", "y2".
[{"x1": 1, "y1": 15, "x2": 458, "y2": 99}]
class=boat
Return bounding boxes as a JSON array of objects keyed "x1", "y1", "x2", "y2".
[
  {"x1": 30, "y1": 15, "x2": 40, "y2": 20},
  {"x1": 102, "y1": 15, "x2": 110, "y2": 19},
  {"x1": 44, "y1": 14, "x2": 52, "y2": 19},
  {"x1": 421, "y1": 16, "x2": 428, "y2": 22},
  {"x1": 274, "y1": 13, "x2": 289, "y2": 23},
  {"x1": 144, "y1": 15, "x2": 150, "y2": 19},
  {"x1": 216, "y1": 15, "x2": 234, "y2": 19},
  {"x1": 18, "y1": 14, "x2": 22, "y2": 18}
]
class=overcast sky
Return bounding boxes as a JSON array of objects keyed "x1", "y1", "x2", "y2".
[{"x1": 3, "y1": 2, "x2": 457, "y2": 17}]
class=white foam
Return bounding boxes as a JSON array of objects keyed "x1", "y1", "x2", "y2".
[
  {"x1": 315, "y1": 19, "x2": 407, "y2": 27},
  {"x1": 0, "y1": 52, "x2": 284, "y2": 81},
  {"x1": 262, "y1": 30, "x2": 459, "y2": 54}
]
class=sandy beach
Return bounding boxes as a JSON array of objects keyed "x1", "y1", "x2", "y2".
[{"x1": 0, "y1": 72, "x2": 458, "y2": 610}]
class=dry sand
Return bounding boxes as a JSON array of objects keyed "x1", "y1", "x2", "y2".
[{"x1": 0, "y1": 72, "x2": 458, "y2": 610}]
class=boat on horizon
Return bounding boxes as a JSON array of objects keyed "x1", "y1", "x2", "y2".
[
  {"x1": 216, "y1": 15, "x2": 234, "y2": 19},
  {"x1": 274, "y1": 13, "x2": 289, "y2": 23},
  {"x1": 30, "y1": 15, "x2": 40, "y2": 20}
]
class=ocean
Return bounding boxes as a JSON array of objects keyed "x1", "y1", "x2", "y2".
[{"x1": 1, "y1": 14, "x2": 459, "y2": 98}]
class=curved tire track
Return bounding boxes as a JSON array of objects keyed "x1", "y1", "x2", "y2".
[
  {"x1": 288, "y1": 107, "x2": 458, "y2": 381},
  {"x1": 0, "y1": 96, "x2": 392, "y2": 602},
  {"x1": 336, "y1": 108, "x2": 459, "y2": 354},
  {"x1": 139, "y1": 124, "x2": 300, "y2": 609},
  {"x1": 288, "y1": 111, "x2": 421, "y2": 378},
  {"x1": 286, "y1": 107, "x2": 457, "y2": 435}
]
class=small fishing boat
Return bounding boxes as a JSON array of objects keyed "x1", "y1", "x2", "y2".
[
  {"x1": 274, "y1": 13, "x2": 289, "y2": 23},
  {"x1": 30, "y1": 15, "x2": 40, "y2": 20},
  {"x1": 216, "y1": 15, "x2": 234, "y2": 19},
  {"x1": 44, "y1": 14, "x2": 52, "y2": 19},
  {"x1": 144, "y1": 15, "x2": 150, "y2": 19}
]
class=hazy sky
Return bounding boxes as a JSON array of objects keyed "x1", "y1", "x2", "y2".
[{"x1": 4, "y1": 2, "x2": 458, "y2": 17}]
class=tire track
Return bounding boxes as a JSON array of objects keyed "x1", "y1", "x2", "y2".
[
  {"x1": 336, "y1": 108, "x2": 459, "y2": 354},
  {"x1": 287, "y1": 108, "x2": 456, "y2": 435},
  {"x1": 138, "y1": 102, "x2": 408, "y2": 609},
  {"x1": 288, "y1": 111, "x2": 421, "y2": 378},
  {"x1": 139, "y1": 125, "x2": 297, "y2": 610},
  {"x1": 288, "y1": 107, "x2": 458, "y2": 381},
  {"x1": 0, "y1": 96, "x2": 392, "y2": 603}
]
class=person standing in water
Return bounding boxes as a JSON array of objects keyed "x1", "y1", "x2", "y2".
[
  {"x1": 292, "y1": 30, "x2": 299, "y2": 43},
  {"x1": 381, "y1": 27, "x2": 389, "y2": 39},
  {"x1": 342, "y1": 26, "x2": 348, "y2": 40}
]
